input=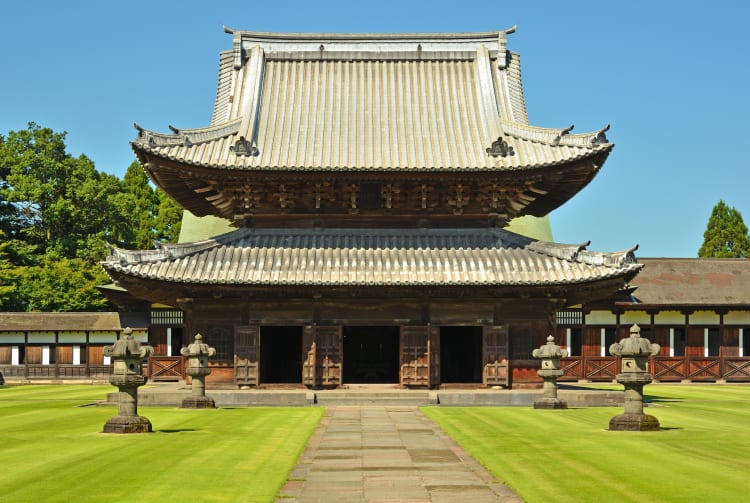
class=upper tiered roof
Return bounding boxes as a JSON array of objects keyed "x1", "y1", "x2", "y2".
[{"x1": 132, "y1": 28, "x2": 613, "y2": 226}]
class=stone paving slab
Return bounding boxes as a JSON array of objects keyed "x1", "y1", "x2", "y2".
[{"x1": 277, "y1": 405, "x2": 523, "y2": 502}]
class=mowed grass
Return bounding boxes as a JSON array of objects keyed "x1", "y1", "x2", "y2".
[
  {"x1": 0, "y1": 385, "x2": 323, "y2": 503},
  {"x1": 423, "y1": 384, "x2": 750, "y2": 503}
]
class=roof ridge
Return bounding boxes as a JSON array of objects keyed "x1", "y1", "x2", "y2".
[
  {"x1": 223, "y1": 28, "x2": 514, "y2": 42},
  {"x1": 500, "y1": 120, "x2": 612, "y2": 147},
  {"x1": 133, "y1": 119, "x2": 242, "y2": 149},
  {"x1": 526, "y1": 240, "x2": 640, "y2": 268}
]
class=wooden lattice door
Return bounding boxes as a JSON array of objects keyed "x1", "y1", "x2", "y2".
[
  {"x1": 302, "y1": 326, "x2": 317, "y2": 387},
  {"x1": 400, "y1": 325, "x2": 436, "y2": 388},
  {"x1": 234, "y1": 325, "x2": 260, "y2": 387},
  {"x1": 315, "y1": 326, "x2": 342, "y2": 387},
  {"x1": 483, "y1": 325, "x2": 509, "y2": 387}
]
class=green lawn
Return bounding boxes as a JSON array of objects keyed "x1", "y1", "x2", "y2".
[
  {"x1": 0, "y1": 385, "x2": 323, "y2": 503},
  {"x1": 423, "y1": 384, "x2": 750, "y2": 503},
  {"x1": 3, "y1": 384, "x2": 749, "y2": 503}
]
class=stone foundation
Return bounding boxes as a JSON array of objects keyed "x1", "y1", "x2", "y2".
[
  {"x1": 102, "y1": 415, "x2": 153, "y2": 434},
  {"x1": 181, "y1": 396, "x2": 216, "y2": 409},
  {"x1": 608, "y1": 413, "x2": 660, "y2": 431},
  {"x1": 533, "y1": 397, "x2": 568, "y2": 409}
]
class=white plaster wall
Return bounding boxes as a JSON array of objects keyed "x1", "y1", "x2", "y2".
[
  {"x1": 689, "y1": 311, "x2": 720, "y2": 325},
  {"x1": 653, "y1": 311, "x2": 685, "y2": 325},
  {"x1": 620, "y1": 311, "x2": 650, "y2": 326},
  {"x1": 724, "y1": 311, "x2": 750, "y2": 325},
  {"x1": 585, "y1": 311, "x2": 616, "y2": 325}
]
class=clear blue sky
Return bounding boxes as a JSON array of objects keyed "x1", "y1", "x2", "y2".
[{"x1": 2, "y1": 0, "x2": 748, "y2": 258}]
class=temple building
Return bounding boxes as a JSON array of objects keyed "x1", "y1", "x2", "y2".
[{"x1": 98, "y1": 27, "x2": 643, "y2": 388}]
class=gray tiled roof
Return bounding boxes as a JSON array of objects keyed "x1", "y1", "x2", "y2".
[
  {"x1": 102, "y1": 228, "x2": 641, "y2": 287},
  {"x1": 629, "y1": 258, "x2": 750, "y2": 306},
  {"x1": 133, "y1": 30, "x2": 611, "y2": 172}
]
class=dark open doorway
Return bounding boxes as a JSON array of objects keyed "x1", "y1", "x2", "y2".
[
  {"x1": 260, "y1": 326, "x2": 303, "y2": 384},
  {"x1": 343, "y1": 326, "x2": 399, "y2": 383},
  {"x1": 440, "y1": 326, "x2": 483, "y2": 383}
]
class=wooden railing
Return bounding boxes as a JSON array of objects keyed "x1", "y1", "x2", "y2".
[
  {"x1": 147, "y1": 356, "x2": 185, "y2": 381},
  {"x1": 0, "y1": 364, "x2": 112, "y2": 380},
  {"x1": 3, "y1": 356, "x2": 750, "y2": 384},
  {"x1": 560, "y1": 356, "x2": 750, "y2": 382},
  {"x1": 0, "y1": 358, "x2": 187, "y2": 381}
]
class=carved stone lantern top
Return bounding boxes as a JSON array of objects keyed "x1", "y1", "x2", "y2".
[
  {"x1": 533, "y1": 335, "x2": 568, "y2": 373},
  {"x1": 609, "y1": 324, "x2": 660, "y2": 357},
  {"x1": 180, "y1": 333, "x2": 217, "y2": 358},
  {"x1": 103, "y1": 327, "x2": 153, "y2": 374},
  {"x1": 533, "y1": 335, "x2": 569, "y2": 360}
]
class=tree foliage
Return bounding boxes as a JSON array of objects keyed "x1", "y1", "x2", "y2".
[
  {"x1": 0, "y1": 123, "x2": 183, "y2": 311},
  {"x1": 698, "y1": 200, "x2": 750, "y2": 258}
]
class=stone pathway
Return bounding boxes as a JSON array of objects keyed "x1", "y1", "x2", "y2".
[{"x1": 278, "y1": 405, "x2": 522, "y2": 502}]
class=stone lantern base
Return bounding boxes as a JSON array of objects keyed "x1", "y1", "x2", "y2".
[
  {"x1": 533, "y1": 397, "x2": 568, "y2": 409},
  {"x1": 609, "y1": 413, "x2": 660, "y2": 431},
  {"x1": 103, "y1": 415, "x2": 152, "y2": 434},
  {"x1": 181, "y1": 396, "x2": 216, "y2": 409}
]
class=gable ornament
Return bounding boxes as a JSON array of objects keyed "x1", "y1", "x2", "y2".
[
  {"x1": 232, "y1": 136, "x2": 259, "y2": 156},
  {"x1": 486, "y1": 136, "x2": 515, "y2": 157}
]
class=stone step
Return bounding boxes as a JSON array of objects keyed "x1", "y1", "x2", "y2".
[{"x1": 313, "y1": 391, "x2": 435, "y2": 406}]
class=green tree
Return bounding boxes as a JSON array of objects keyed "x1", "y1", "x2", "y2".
[
  {"x1": 698, "y1": 200, "x2": 750, "y2": 258},
  {"x1": 120, "y1": 160, "x2": 159, "y2": 248},
  {"x1": 0, "y1": 123, "x2": 184, "y2": 311},
  {"x1": 0, "y1": 230, "x2": 22, "y2": 309},
  {"x1": 115, "y1": 160, "x2": 183, "y2": 248},
  {"x1": 0, "y1": 123, "x2": 123, "y2": 260},
  {"x1": 15, "y1": 256, "x2": 110, "y2": 311},
  {"x1": 154, "y1": 189, "x2": 183, "y2": 243}
]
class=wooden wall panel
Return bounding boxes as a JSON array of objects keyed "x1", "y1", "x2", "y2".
[
  {"x1": 582, "y1": 327, "x2": 602, "y2": 357},
  {"x1": 56, "y1": 346, "x2": 73, "y2": 364},
  {"x1": 723, "y1": 327, "x2": 740, "y2": 357},
  {"x1": 0, "y1": 347, "x2": 11, "y2": 364},
  {"x1": 687, "y1": 327, "x2": 705, "y2": 357},
  {"x1": 88, "y1": 346, "x2": 103, "y2": 364},
  {"x1": 149, "y1": 326, "x2": 168, "y2": 356},
  {"x1": 652, "y1": 327, "x2": 671, "y2": 356}
]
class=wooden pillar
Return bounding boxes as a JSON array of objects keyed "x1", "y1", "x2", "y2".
[
  {"x1": 54, "y1": 330, "x2": 59, "y2": 379},
  {"x1": 23, "y1": 330, "x2": 28, "y2": 379},
  {"x1": 83, "y1": 330, "x2": 88, "y2": 378}
]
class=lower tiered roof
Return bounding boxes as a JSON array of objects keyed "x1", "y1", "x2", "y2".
[{"x1": 101, "y1": 227, "x2": 641, "y2": 306}]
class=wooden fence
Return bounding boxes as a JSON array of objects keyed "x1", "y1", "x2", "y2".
[
  {"x1": 559, "y1": 356, "x2": 750, "y2": 382},
  {"x1": 2, "y1": 356, "x2": 750, "y2": 383}
]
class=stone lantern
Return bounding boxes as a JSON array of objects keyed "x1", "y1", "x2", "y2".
[
  {"x1": 102, "y1": 327, "x2": 154, "y2": 433},
  {"x1": 180, "y1": 333, "x2": 216, "y2": 408},
  {"x1": 608, "y1": 324, "x2": 661, "y2": 431},
  {"x1": 532, "y1": 335, "x2": 568, "y2": 409}
]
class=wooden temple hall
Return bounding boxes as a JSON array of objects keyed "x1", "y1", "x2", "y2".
[{"x1": 98, "y1": 27, "x2": 644, "y2": 388}]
